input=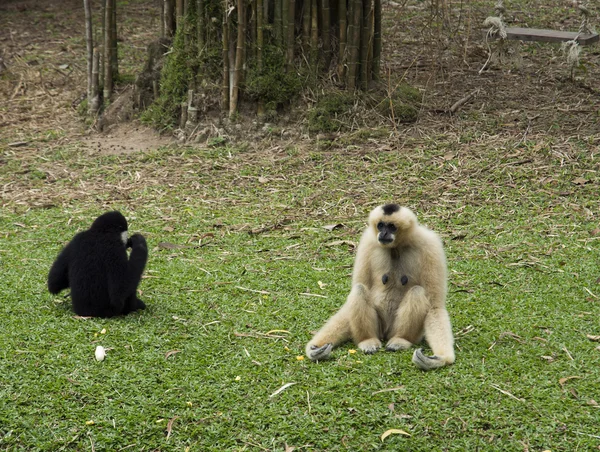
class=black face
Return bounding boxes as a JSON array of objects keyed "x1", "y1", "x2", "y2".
[{"x1": 377, "y1": 221, "x2": 397, "y2": 245}]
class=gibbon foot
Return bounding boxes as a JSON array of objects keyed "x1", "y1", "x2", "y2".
[
  {"x1": 385, "y1": 337, "x2": 413, "y2": 351},
  {"x1": 358, "y1": 338, "x2": 382, "y2": 354},
  {"x1": 307, "y1": 343, "x2": 333, "y2": 361},
  {"x1": 412, "y1": 348, "x2": 445, "y2": 371}
]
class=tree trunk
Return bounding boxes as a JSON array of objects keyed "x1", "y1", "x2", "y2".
[
  {"x1": 229, "y1": 0, "x2": 245, "y2": 117},
  {"x1": 83, "y1": 0, "x2": 93, "y2": 104},
  {"x1": 103, "y1": 0, "x2": 114, "y2": 101}
]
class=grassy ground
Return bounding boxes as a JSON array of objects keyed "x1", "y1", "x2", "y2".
[
  {"x1": 1, "y1": 0, "x2": 600, "y2": 450},
  {"x1": 1, "y1": 134, "x2": 599, "y2": 451}
]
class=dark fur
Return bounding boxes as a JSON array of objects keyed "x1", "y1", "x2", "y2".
[
  {"x1": 48, "y1": 211, "x2": 148, "y2": 317},
  {"x1": 382, "y1": 203, "x2": 400, "y2": 216}
]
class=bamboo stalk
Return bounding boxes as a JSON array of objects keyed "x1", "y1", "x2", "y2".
[
  {"x1": 103, "y1": 0, "x2": 114, "y2": 101},
  {"x1": 346, "y1": 0, "x2": 361, "y2": 89},
  {"x1": 359, "y1": 0, "x2": 370, "y2": 89},
  {"x1": 322, "y1": 0, "x2": 331, "y2": 67},
  {"x1": 165, "y1": 0, "x2": 175, "y2": 36},
  {"x1": 274, "y1": 0, "x2": 282, "y2": 45},
  {"x1": 197, "y1": 0, "x2": 204, "y2": 54},
  {"x1": 160, "y1": 0, "x2": 165, "y2": 37},
  {"x1": 83, "y1": 0, "x2": 93, "y2": 103},
  {"x1": 302, "y1": 0, "x2": 311, "y2": 51},
  {"x1": 286, "y1": 0, "x2": 295, "y2": 67},
  {"x1": 257, "y1": 0, "x2": 264, "y2": 117},
  {"x1": 338, "y1": 0, "x2": 347, "y2": 79},
  {"x1": 111, "y1": 0, "x2": 118, "y2": 79},
  {"x1": 282, "y1": 0, "x2": 288, "y2": 50},
  {"x1": 90, "y1": 48, "x2": 101, "y2": 114},
  {"x1": 230, "y1": 0, "x2": 245, "y2": 117},
  {"x1": 222, "y1": 0, "x2": 230, "y2": 109},
  {"x1": 310, "y1": 0, "x2": 318, "y2": 71},
  {"x1": 372, "y1": 0, "x2": 380, "y2": 80}
]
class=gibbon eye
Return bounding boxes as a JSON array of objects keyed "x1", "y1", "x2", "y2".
[
  {"x1": 388, "y1": 224, "x2": 397, "y2": 232},
  {"x1": 377, "y1": 222, "x2": 385, "y2": 230}
]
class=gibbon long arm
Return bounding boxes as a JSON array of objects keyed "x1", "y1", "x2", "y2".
[
  {"x1": 47, "y1": 245, "x2": 71, "y2": 295},
  {"x1": 306, "y1": 204, "x2": 455, "y2": 370}
]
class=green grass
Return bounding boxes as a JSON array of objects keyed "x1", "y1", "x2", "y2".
[{"x1": 1, "y1": 135, "x2": 599, "y2": 451}]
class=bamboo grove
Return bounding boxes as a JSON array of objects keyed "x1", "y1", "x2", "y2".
[
  {"x1": 83, "y1": 0, "x2": 119, "y2": 115},
  {"x1": 157, "y1": 0, "x2": 383, "y2": 121}
]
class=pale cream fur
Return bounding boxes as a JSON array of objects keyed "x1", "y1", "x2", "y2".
[{"x1": 305, "y1": 205, "x2": 455, "y2": 370}]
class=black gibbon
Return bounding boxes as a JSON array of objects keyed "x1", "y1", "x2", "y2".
[
  {"x1": 306, "y1": 204, "x2": 455, "y2": 370},
  {"x1": 48, "y1": 211, "x2": 148, "y2": 318}
]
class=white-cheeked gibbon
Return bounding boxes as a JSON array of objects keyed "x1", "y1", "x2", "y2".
[{"x1": 306, "y1": 204, "x2": 455, "y2": 370}]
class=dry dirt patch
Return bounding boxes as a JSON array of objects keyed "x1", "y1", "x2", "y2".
[{"x1": 80, "y1": 122, "x2": 173, "y2": 155}]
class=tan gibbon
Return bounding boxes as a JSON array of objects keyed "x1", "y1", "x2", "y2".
[{"x1": 305, "y1": 204, "x2": 455, "y2": 370}]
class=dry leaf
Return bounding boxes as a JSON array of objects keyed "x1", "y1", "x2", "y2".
[
  {"x1": 324, "y1": 240, "x2": 356, "y2": 248},
  {"x1": 166, "y1": 416, "x2": 178, "y2": 440},
  {"x1": 163, "y1": 226, "x2": 174, "y2": 232},
  {"x1": 284, "y1": 444, "x2": 295, "y2": 452},
  {"x1": 541, "y1": 355, "x2": 555, "y2": 363},
  {"x1": 590, "y1": 228, "x2": 600, "y2": 236},
  {"x1": 323, "y1": 223, "x2": 344, "y2": 231},
  {"x1": 572, "y1": 177, "x2": 588, "y2": 185},
  {"x1": 586, "y1": 334, "x2": 600, "y2": 342},
  {"x1": 381, "y1": 429, "x2": 411, "y2": 441},
  {"x1": 258, "y1": 176, "x2": 268, "y2": 183},
  {"x1": 165, "y1": 350, "x2": 182, "y2": 359},
  {"x1": 559, "y1": 376, "x2": 581, "y2": 387}
]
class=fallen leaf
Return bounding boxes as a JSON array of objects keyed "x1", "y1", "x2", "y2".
[
  {"x1": 165, "y1": 350, "x2": 182, "y2": 359},
  {"x1": 559, "y1": 376, "x2": 581, "y2": 387},
  {"x1": 166, "y1": 416, "x2": 178, "y2": 440},
  {"x1": 572, "y1": 177, "x2": 588, "y2": 185},
  {"x1": 586, "y1": 334, "x2": 600, "y2": 342},
  {"x1": 163, "y1": 226, "x2": 174, "y2": 232},
  {"x1": 323, "y1": 223, "x2": 344, "y2": 231},
  {"x1": 381, "y1": 429, "x2": 411, "y2": 441},
  {"x1": 388, "y1": 403, "x2": 395, "y2": 412},
  {"x1": 541, "y1": 355, "x2": 555, "y2": 363},
  {"x1": 284, "y1": 444, "x2": 295, "y2": 452},
  {"x1": 324, "y1": 240, "x2": 356, "y2": 248},
  {"x1": 590, "y1": 228, "x2": 600, "y2": 236},
  {"x1": 258, "y1": 176, "x2": 268, "y2": 183}
]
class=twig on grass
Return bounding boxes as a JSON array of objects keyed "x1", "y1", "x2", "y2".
[
  {"x1": 490, "y1": 384, "x2": 524, "y2": 402},
  {"x1": 269, "y1": 382, "x2": 296, "y2": 398}
]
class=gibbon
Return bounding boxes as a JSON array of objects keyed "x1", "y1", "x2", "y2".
[
  {"x1": 306, "y1": 204, "x2": 455, "y2": 370},
  {"x1": 48, "y1": 211, "x2": 148, "y2": 318}
]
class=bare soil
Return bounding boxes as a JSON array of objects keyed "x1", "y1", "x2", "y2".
[{"x1": 1, "y1": 0, "x2": 599, "y2": 154}]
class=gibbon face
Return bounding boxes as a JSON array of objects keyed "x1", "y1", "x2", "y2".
[{"x1": 369, "y1": 204, "x2": 417, "y2": 248}]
